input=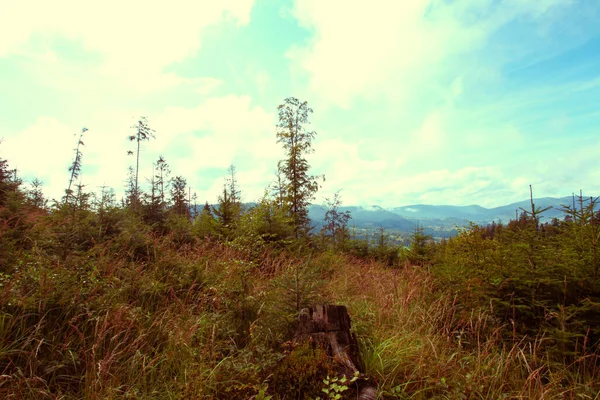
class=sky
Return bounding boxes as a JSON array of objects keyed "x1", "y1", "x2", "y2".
[{"x1": 1, "y1": 0, "x2": 599, "y2": 208}]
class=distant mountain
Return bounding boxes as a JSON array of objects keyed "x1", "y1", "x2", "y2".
[
  {"x1": 388, "y1": 196, "x2": 576, "y2": 224},
  {"x1": 308, "y1": 205, "x2": 414, "y2": 231},
  {"x1": 308, "y1": 196, "x2": 591, "y2": 238},
  {"x1": 488, "y1": 197, "x2": 573, "y2": 222},
  {"x1": 390, "y1": 204, "x2": 488, "y2": 221}
]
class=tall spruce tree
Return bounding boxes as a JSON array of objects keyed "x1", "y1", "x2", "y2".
[{"x1": 276, "y1": 97, "x2": 323, "y2": 239}]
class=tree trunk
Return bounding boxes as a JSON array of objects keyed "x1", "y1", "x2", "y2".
[{"x1": 295, "y1": 305, "x2": 377, "y2": 400}]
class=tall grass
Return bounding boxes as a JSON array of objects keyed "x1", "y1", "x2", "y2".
[
  {"x1": 323, "y1": 253, "x2": 600, "y2": 399},
  {"x1": 2, "y1": 233, "x2": 598, "y2": 398}
]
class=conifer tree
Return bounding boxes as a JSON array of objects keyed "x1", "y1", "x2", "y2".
[
  {"x1": 276, "y1": 97, "x2": 323, "y2": 239},
  {"x1": 406, "y1": 224, "x2": 433, "y2": 266},
  {"x1": 271, "y1": 167, "x2": 287, "y2": 209},
  {"x1": 170, "y1": 176, "x2": 189, "y2": 217},
  {"x1": 155, "y1": 155, "x2": 170, "y2": 205},
  {"x1": 27, "y1": 178, "x2": 47, "y2": 209},
  {"x1": 0, "y1": 153, "x2": 21, "y2": 208},
  {"x1": 213, "y1": 181, "x2": 238, "y2": 239},
  {"x1": 0, "y1": 150, "x2": 28, "y2": 269},
  {"x1": 145, "y1": 156, "x2": 170, "y2": 222},
  {"x1": 195, "y1": 201, "x2": 217, "y2": 238},
  {"x1": 227, "y1": 164, "x2": 241, "y2": 207},
  {"x1": 211, "y1": 165, "x2": 243, "y2": 239},
  {"x1": 94, "y1": 184, "x2": 118, "y2": 239},
  {"x1": 127, "y1": 116, "x2": 155, "y2": 205},
  {"x1": 191, "y1": 192, "x2": 198, "y2": 219},
  {"x1": 125, "y1": 166, "x2": 140, "y2": 209},
  {"x1": 65, "y1": 127, "x2": 88, "y2": 205},
  {"x1": 321, "y1": 191, "x2": 351, "y2": 249}
]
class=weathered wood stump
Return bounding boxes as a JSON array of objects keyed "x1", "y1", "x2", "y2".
[{"x1": 295, "y1": 305, "x2": 377, "y2": 400}]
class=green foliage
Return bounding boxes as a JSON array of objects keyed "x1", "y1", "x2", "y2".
[
  {"x1": 317, "y1": 371, "x2": 360, "y2": 400},
  {"x1": 321, "y1": 191, "x2": 352, "y2": 251},
  {"x1": 2, "y1": 113, "x2": 600, "y2": 399},
  {"x1": 213, "y1": 178, "x2": 242, "y2": 241},
  {"x1": 142, "y1": 155, "x2": 170, "y2": 229},
  {"x1": 165, "y1": 213, "x2": 197, "y2": 248},
  {"x1": 276, "y1": 97, "x2": 323, "y2": 239},
  {"x1": 65, "y1": 127, "x2": 88, "y2": 206},
  {"x1": 27, "y1": 178, "x2": 47, "y2": 210},
  {"x1": 127, "y1": 116, "x2": 155, "y2": 207},
  {"x1": 402, "y1": 225, "x2": 434, "y2": 266},
  {"x1": 434, "y1": 194, "x2": 600, "y2": 363},
  {"x1": 268, "y1": 342, "x2": 335, "y2": 399},
  {"x1": 0, "y1": 155, "x2": 32, "y2": 271},
  {"x1": 194, "y1": 202, "x2": 218, "y2": 239},
  {"x1": 0, "y1": 155, "x2": 21, "y2": 207},
  {"x1": 170, "y1": 175, "x2": 190, "y2": 218},
  {"x1": 231, "y1": 194, "x2": 294, "y2": 259},
  {"x1": 372, "y1": 226, "x2": 400, "y2": 266}
]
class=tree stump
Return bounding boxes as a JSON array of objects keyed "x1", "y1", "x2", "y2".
[{"x1": 295, "y1": 305, "x2": 377, "y2": 400}]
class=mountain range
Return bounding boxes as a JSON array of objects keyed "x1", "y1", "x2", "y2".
[{"x1": 308, "y1": 196, "x2": 589, "y2": 238}]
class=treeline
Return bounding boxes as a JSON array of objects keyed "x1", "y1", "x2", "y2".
[{"x1": 0, "y1": 98, "x2": 327, "y2": 260}]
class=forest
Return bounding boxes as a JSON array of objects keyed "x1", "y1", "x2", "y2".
[{"x1": 0, "y1": 97, "x2": 599, "y2": 399}]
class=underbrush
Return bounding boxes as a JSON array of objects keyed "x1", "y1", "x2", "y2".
[
  {"x1": 323, "y1": 256, "x2": 600, "y2": 399},
  {"x1": 2, "y1": 234, "x2": 599, "y2": 398}
]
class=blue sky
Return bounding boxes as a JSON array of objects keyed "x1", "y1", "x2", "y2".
[{"x1": 1, "y1": 0, "x2": 599, "y2": 208}]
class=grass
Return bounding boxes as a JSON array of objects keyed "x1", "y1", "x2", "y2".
[
  {"x1": 1, "y1": 234, "x2": 598, "y2": 398},
  {"x1": 320, "y1": 254, "x2": 600, "y2": 399}
]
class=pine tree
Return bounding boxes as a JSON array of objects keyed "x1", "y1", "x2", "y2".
[{"x1": 276, "y1": 97, "x2": 323, "y2": 239}]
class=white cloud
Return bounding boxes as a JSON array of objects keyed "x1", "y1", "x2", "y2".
[
  {"x1": 287, "y1": 0, "x2": 570, "y2": 109},
  {"x1": 255, "y1": 70, "x2": 270, "y2": 95},
  {"x1": 0, "y1": 1, "x2": 254, "y2": 92},
  {"x1": 139, "y1": 95, "x2": 278, "y2": 203},
  {"x1": 1, "y1": 117, "x2": 78, "y2": 201},
  {"x1": 311, "y1": 138, "x2": 388, "y2": 204},
  {"x1": 2, "y1": 94, "x2": 280, "y2": 204},
  {"x1": 287, "y1": 1, "x2": 482, "y2": 108}
]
